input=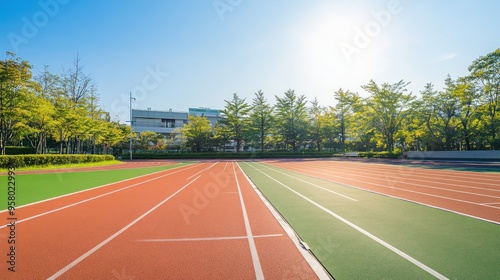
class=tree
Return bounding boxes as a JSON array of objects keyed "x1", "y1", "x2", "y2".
[
  {"x1": 20, "y1": 92, "x2": 56, "y2": 153},
  {"x1": 275, "y1": 90, "x2": 308, "y2": 152},
  {"x1": 321, "y1": 107, "x2": 337, "y2": 151},
  {"x1": 468, "y1": 48, "x2": 500, "y2": 149},
  {"x1": 0, "y1": 52, "x2": 40, "y2": 154},
  {"x1": 136, "y1": 131, "x2": 162, "y2": 151},
  {"x1": 181, "y1": 115, "x2": 213, "y2": 152},
  {"x1": 219, "y1": 93, "x2": 251, "y2": 152},
  {"x1": 362, "y1": 80, "x2": 414, "y2": 153},
  {"x1": 452, "y1": 77, "x2": 482, "y2": 150},
  {"x1": 63, "y1": 53, "x2": 94, "y2": 103},
  {"x1": 309, "y1": 98, "x2": 326, "y2": 152},
  {"x1": 333, "y1": 88, "x2": 359, "y2": 153},
  {"x1": 249, "y1": 90, "x2": 273, "y2": 152},
  {"x1": 32, "y1": 66, "x2": 62, "y2": 153},
  {"x1": 418, "y1": 80, "x2": 460, "y2": 151}
]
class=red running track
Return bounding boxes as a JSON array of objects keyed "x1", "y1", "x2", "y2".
[
  {"x1": 266, "y1": 159, "x2": 500, "y2": 224},
  {"x1": 1, "y1": 162, "x2": 324, "y2": 279}
]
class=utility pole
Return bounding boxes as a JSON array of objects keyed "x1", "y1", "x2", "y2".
[{"x1": 129, "y1": 92, "x2": 136, "y2": 160}]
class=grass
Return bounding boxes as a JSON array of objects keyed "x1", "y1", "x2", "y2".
[
  {"x1": 240, "y1": 161, "x2": 500, "y2": 280},
  {"x1": 0, "y1": 162, "x2": 191, "y2": 209}
]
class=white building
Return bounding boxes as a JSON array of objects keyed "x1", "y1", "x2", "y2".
[{"x1": 131, "y1": 107, "x2": 221, "y2": 137}]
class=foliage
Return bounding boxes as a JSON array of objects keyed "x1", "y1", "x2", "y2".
[
  {"x1": 275, "y1": 90, "x2": 309, "y2": 152},
  {"x1": 219, "y1": 93, "x2": 252, "y2": 152},
  {"x1": 0, "y1": 154, "x2": 114, "y2": 168},
  {"x1": 249, "y1": 90, "x2": 274, "y2": 152},
  {"x1": 181, "y1": 115, "x2": 213, "y2": 152},
  {"x1": 361, "y1": 80, "x2": 414, "y2": 153},
  {"x1": 0, "y1": 53, "x2": 129, "y2": 155},
  {"x1": 2, "y1": 48, "x2": 500, "y2": 156}
]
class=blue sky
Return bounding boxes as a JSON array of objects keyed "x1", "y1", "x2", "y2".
[{"x1": 1, "y1": 0, "x2": 499, "y2": 123}]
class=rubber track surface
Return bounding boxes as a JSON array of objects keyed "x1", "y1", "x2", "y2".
[{"x1": 1, "y1": 162, "x2": 319, "y2": 279}]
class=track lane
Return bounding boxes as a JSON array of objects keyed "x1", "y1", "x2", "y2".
[
  {"x1": 47, "y1": 162, "x2": 320, "y2": 279},
  {"x1": 1, "y1": 161, "x2": 324, "y2": 279},
  {"x1": 268, "y1": 160, "x2": 500, "y2": 223},
  {"x1": 283, "y1": 162, "x2": 500, "y2": 203},
  {"x1": 0, "y1": 162, "x2": 211, "y2": 279},
  {"x1": 0, "y1": 163, "x2": 203, "y2": 229}
]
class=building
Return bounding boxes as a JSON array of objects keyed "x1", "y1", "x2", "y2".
[
  {"x1": 131, "y1": 107, "x2": 221, "y2": 137},
  {"x1": 131, "y1": 108, "x2": 188, "y2": 137}
]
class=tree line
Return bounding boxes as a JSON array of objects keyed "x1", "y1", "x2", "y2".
[
  {"x1": 0, "y1": 52, "x2": 130, "y2": 155},
  {"x1": 1, "y1": 48, "x2": 499, "y2": 155},
  {"x1": 179, "y1": 48, "x2": 500, "y2": 153}
]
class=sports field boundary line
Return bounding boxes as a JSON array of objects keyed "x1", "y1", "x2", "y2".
[
  {"x1": 0, "y1": 163, "x2": 203, "y2": 229},
  {"x1": 266, "y1": 163, "x2": 500, "y2": 225},
  {"x1": 47, "y1": 175, "x2": 201, "y2": 279},
  {"x1": 0, "y1": 162, "x2": 197, "y2": 214},
  {"x1": 248, "y1": 162, "x2": 449, "y2": 280},
  {"x1": 238, "y1": 162, "x2": 334, "y2": 280}
]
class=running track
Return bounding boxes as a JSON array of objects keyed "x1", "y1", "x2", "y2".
[
  {"x1": 266, "y1": 159, "x2": 500, "y2": 224},
  {"x1": 1, "y1": 162, "x2": 326, "y2": 279}
]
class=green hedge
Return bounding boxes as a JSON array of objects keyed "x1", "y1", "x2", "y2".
[
  {"x1": 126, "y1": 151, "x2": 335, "y2": 160},
  {"x1": 5, "y1": 146, "x2": 36, "y2": 155},
  {"x1": 0, "y1": 154, "x2": 115, "y2": 168}
]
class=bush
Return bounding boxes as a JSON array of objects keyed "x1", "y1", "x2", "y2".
[{"x1": 0, "y1": 154, "x2": 115, "y2": 168}]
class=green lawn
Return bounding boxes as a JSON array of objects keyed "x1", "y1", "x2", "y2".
[
  {"x1": 0, "y1": 162, "x2": 191, "y2": 210},
  {"x1": 240, "y1": 162, "x2": 500, "y2": 280}
]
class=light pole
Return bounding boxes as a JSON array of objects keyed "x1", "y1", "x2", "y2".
[{"x1": 129, "y1": 91, "x2": 136, "y2": 160}]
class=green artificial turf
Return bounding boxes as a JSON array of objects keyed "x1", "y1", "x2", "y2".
[
  {"x1": 240, "y1": 162, "x2": 500, "y2": 280},
  {"x1": 0, "y1": 162, "x2": 191, "y2": 209}
]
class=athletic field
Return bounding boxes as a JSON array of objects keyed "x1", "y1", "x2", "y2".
[{"x1": 1, "y1": 159, "x2": 499, "y2": 279}]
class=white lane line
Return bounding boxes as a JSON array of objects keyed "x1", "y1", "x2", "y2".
[
  {"x1": 0, "y1": 164, "x2": 201, "y2": 230},
  {"x1": 47, "y1": 176, "x2": 201, "y2": 280},
  {"x1": 256, "y1": 163, "x2": 358, "y2": 202},
  {"x1": 232, "y1": 162, "x2": 264, "y2": 280},
  {"x1": 238, "y1": 163, "x2": 333, "y2": 280},
  {"x1": 138, "y1": 233, "x2": 283, "y2": 242},
  {"x1": 0, "y1": 163, "x2": 197, "y2": 214},
  {"x1": 285, "y1": 162, "x2": 500, "y2": 199},
  {"x1": 272, "y1": 162, "x2": 500, "y2": 224},
  {"x1": 280, "y1": 163, "x2": 500, "y2": 210},
  {"x1": 187, "y1": 162, "x2": 218, "y2": 180},
  {"x1": 223, "y1": 161, "x2": 228, "y2": 172},
  {"x1": 481, "y1": 202, "x2": 500, "y2": 206},
  {"x1": 249, "y1": 163, "x2": 449, "y2": 280}
]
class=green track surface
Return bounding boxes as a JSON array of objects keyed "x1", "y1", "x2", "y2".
[
  {"x1": 0, "y1": 162, "x2": 191, "y2": 210},
  {"x1": 240, "y1": 162, "x2": 500, "y2": 280}
]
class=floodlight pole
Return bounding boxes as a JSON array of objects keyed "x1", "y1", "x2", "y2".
[{"x1": 129, "y1": 92, "x2": 136, "y2": 160}]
